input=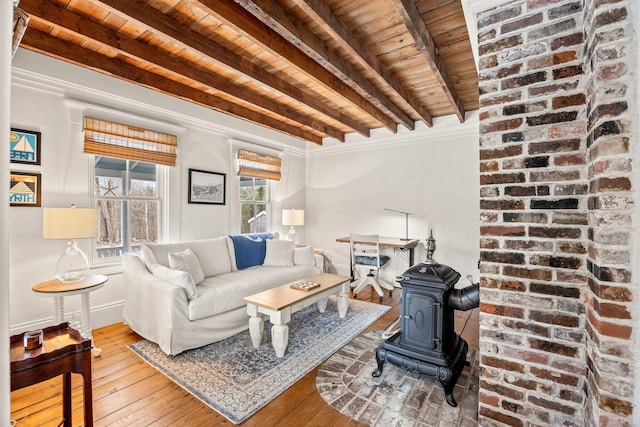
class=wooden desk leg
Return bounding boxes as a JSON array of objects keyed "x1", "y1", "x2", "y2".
[
  {"x1": 62, "y1": 372, "x2": 72, "y2": 427},
  {"x1": 82, "y1": 351, "x2": 94, "y2": 426}
]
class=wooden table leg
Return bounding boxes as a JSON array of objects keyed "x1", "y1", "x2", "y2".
[
  {"x1": 337, "y1": 282, "x2": 350, "y2": 318},
  {"x1": 270, "y1": 308, "x2": 291, "y2": 358},
  {"x1": 62, "y1": 372, "x2": 72, "y2": 427},
  {"x1": 82, "y1": 351, "x2": 93, "y2": 426}
]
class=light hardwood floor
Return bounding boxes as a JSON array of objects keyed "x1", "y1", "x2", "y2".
[{"x1": 10, "y1": 287, "x2": 479, "y2": 426}]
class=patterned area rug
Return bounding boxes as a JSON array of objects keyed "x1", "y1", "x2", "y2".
[
  {"x1": 128, "y1": 297, "x2": 389, "y2": 424},
  {"x1": 316, "y1": 331, "x2": 479, "y2": 426}
]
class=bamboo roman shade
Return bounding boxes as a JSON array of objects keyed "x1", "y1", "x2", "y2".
[
  {"x1": 83, "y1": 117, "x2": 177, "y2": 166},
  {"x1": 237, "y1": 149, "x2": 282, "y2": 181}
]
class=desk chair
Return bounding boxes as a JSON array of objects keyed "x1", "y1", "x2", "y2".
[{"x1": 350, "y1": 234, "x2": 393, "y2": 301}]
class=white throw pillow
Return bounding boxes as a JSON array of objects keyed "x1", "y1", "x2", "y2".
[
  {"x1": 294, "y1": 245, "x2": 316, "y2": 266},
  {"x1": 141, "y1": 244, "x2": 159, "y2": 272},
  {"x1": 151, "y1": 264, "x2": 198, "y2": 301},
  {"x1": 168, "y1": 248, "x2": 205, "y2": 285},
  {"x1": 263, "y1": 239, "x2": 295, "y2": 267}
]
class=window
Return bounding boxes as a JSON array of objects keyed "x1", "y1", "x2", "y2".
[
  {"x1": 236, "y1": 149, "x2": 280, "y2": 233},
  {"x1": 93, "y1": 156, "x2": 161, "y2": 261},
  {"x1": 239, "y1": 176, "x2": 269, "y2": 233},
  {"x1": 84, "y1": 116, "x2": 176, "y2": 262}
]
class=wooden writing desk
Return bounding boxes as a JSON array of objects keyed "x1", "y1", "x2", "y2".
[
  {"x1": 10, "y1": 323, "x2": 93, "y2": 426},
  {"x1": 336, "y1": 236, "x2": 420, "y2": 264},
  {"x1": 336, "y1": 236, "x2": 420, "y2": 280}
]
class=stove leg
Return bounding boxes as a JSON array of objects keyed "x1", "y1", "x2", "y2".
[
  {"x1": 372, "y1": 347, "x2": 386, "y2": 377},
  {"x1": 442, "y1": 380, "x2": 457, "y2": 407}
]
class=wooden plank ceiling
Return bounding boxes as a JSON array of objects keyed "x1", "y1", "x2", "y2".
[{"x1": 16, "y1": 0, "x2": 478, "y2": 145}]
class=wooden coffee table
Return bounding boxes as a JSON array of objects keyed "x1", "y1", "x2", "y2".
[{"x1": 243, "y1": 273, "x2": 351, "y2": 357}]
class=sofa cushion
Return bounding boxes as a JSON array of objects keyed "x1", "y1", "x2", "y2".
[
  {"x1": 141, "y1": 244, "x2": 159, "y2": 271},
  {"x1": 188, "y1": 264, "x2": 321, "y2": 320},
  {"x1": 294, "y1": 246, "x2": 316, "y2": 266},
  {"x1": 151, "y1": 264, "x2": 198, "y2": 301},
  {"x1": 141, "y1": 237, "x2": 232, "y2": 277},
  {"x1": 355, "y1": 255, "x2": 391, "y2": 266},
  {"x1": 229, "y1": 233, "x2": 272, "y2": 270},
  {"x1": 263, "y1": 239, "x2": 294, "y2": 267},
  {"x1": 169, "y1": 248, "x2": 205, "y2": 285}
]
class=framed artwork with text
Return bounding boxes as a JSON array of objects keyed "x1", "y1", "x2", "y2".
[
  {"x1": 10, "y1": 171, "x2": 42, "y2": 207},
  {"x1": 10, "y1": 128, "x2": 41, "y2": 165}
]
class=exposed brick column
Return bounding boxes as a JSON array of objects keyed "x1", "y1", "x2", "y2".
[
  {"x1": 477, "y1": 1, "x2": 589, "y2": 425},
  {"x1": 477, "y1": 0, "x2": 638, "y2": 425},
  {"x1": 583, "y1": 0, "x2": 636, "y2": 425}
]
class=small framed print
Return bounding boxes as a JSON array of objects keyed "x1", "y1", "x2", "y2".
[
  {"x1": 188, "y1": 169, "x2": 226, "y2": 205},
  {"x1": 10, "y1": 171, "x2": 41, "y2": 207},
  {"x1": 10, "y1": 128, "x2": 41, "y2": 165}
]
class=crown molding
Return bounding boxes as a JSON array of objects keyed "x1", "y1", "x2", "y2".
[
  {"x1": 307, "y1": 112, "x2": 479, "y2": 158},
  {"x1": 11, "y1": 61, "x2": 306, "y2": 157}
]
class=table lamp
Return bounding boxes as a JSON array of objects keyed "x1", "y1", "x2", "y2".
[
  {"x1": 43, "y1": 204, "x2": 98, "y2": 283},
  {"x1": 282, "y1": 209, "x2": 304, "y2": 243}
]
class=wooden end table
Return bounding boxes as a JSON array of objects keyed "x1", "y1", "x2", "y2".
[
  {"x1": 242, "y1": 273, "x2": 351, "y2": 358},
  {"x1": 32, "y1": 274, "x2": 107, "y2": 356},
  {"x1": 10, "y1": 323, "x2": 93, "y2": 427}
]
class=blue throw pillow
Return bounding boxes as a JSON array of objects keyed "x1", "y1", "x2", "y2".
[{"x1": 229, "y1": 233, "x2": 273, "y2": 270}]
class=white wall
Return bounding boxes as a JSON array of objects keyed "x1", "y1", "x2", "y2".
[
  {"x1": 306, "y1": 116, "x2": 480, "y2": 285},
  {"x1": 9, "y1": 49, "x2": 306, "y2": 334}
]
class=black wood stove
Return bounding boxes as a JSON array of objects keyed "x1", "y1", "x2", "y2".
[{"x1": 372, "y1": 232, "x2": 479, "y2": 407}]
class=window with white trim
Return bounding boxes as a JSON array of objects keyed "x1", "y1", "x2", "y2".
[
  {"x1": 239, "y1": 176, "x2": 270, "y2": 233},
  {"x1": 85, "y1": 117, "x2": 174, "y2": 262},
  {"x1": 93, "y1": 157, "x2": 162, "y2": 260},
  {"x1": 236, "y1": 149, "x2": 281, "y2": 233}
]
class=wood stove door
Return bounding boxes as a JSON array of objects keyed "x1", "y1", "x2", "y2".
[{"x1": 401, "y1": 290, "x2": 440, "y2": 351}]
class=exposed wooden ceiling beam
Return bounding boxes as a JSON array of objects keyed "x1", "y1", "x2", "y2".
[
  {"x1": 94, "y1": 0, "x2": 370, "y2": 139},
  {"x1": 231, "y1": 0, "x2": 416, "y2": 132},
  {"x1": 20, "y1": 28, "x2": 324, "y2": 144},
  {"x1": 391, "y1": 0, "x2": 465, "y2": 122},
  {"x1": 200, "y1": 0, "x2": 399, "y2": 133},
  {"x1": 291, "y1": 0, "x2": 433, "y2": 127},
  {"x1": 20, "y1": 0, "x2": 345, "y2": 142}
]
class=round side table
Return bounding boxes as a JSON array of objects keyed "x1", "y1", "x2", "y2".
[{"x1": 32, "y1": 274, "x2": 108, "y2": 356}]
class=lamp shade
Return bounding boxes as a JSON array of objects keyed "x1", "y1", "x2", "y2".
[
  {"x1": 282, "y1": 209, "x2": 304, "y2": 226},
  {"x1": 43, "y1": 207, "x2": 98, "y2": 240}
]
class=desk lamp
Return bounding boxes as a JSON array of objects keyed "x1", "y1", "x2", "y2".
[
  {"x1": 384, "y1": 208, "x2": 412, "y2": 241},
  {"x1": 43, "y1": 205, "x2": 98, "y2": 282},
  {"x1": 282, "y1": 209, "x2": 304, "y2": 243}
]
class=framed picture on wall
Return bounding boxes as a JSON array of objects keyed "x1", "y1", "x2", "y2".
[
  {"x1": 10, "y1": 171, "x2": 41, "y2": 207},
  {"x1": 10, "y1": 128, "x2": 41, "y2": 165},
  {"x1": 188, "y1": 169, "x2": 226, "y2": 205}
]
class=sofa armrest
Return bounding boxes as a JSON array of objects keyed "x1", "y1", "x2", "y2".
[
  {"x1": 122, "y1": 253, "x2": 191, "y2": 355},
  {"x1": 314, "y1": 252, "x2": 325, "y2": 272}
]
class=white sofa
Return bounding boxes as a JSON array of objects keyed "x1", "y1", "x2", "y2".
[{"x1": 123, "y1": 234, "x2": 323, "y2": 355}]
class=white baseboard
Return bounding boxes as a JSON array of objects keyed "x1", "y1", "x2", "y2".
[{"x1": 10, "y1": 300, "x2": 124, "y2": 335}]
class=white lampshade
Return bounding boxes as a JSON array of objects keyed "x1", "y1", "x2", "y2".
[
  {"x1": 282, "y1": 209, "x2": 305, "y2": 226},
  {"x1": 43, "y1": 205, "x2": 98, "y2": 283},
  {"x1": 43, "y1": 207, "x2": 98, "y2": 239}
]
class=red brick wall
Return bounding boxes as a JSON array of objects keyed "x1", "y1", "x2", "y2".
[
  {"x1": 583, "y1": 0, "x2": 635, "y2": 425},
  {"x1": 477, "y1": 0, "x2": 636, "y2": 425}
]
